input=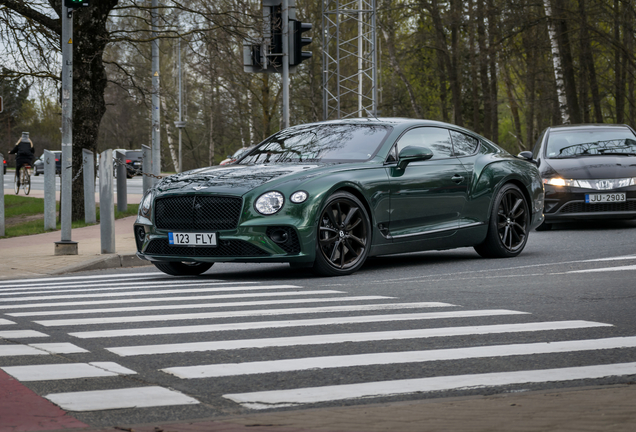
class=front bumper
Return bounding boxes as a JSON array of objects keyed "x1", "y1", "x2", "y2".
[{"x1": 543, "y1": 185, "x2": 636, "y2": 222}]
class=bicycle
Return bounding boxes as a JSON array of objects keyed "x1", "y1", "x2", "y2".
[{"x1": 14, "y1": 164, "x2": 31, "y2": 195}]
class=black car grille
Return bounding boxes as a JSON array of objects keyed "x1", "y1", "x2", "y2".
[
  {"x1": 144, "y1": 239, "x2": 269, "y2": 257},
  {"x1": 154, "y1": 196, "x2": 242, "y2": 231},
  {"x1": 559, "y1": 200, "x2": 636, "y2": 213}
]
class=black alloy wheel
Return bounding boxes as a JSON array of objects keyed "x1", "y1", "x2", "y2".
[
  {"x1": 474, "y1": 183, "x2": 529, "y2": 258},
  {"x1": 153, "y1": 261, "x2": 214, "y2": 276},
  {"x1": 313, "y1": 191, "x2": 371, "y2": 276}
]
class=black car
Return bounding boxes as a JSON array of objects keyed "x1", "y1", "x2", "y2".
[
  {"x1": 2, "y1": 156, "x2": 6, "y2": 175},
  {"x1": 33, "y1": 151, "x2": 62, "y2": 176},
  {"x1": 123, "y1": 149, "x2": 142, "y2": 178},
  {"x1": 530, "y1": 124, "x2": 636, "y2": 230}
]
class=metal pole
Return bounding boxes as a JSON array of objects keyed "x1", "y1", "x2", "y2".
[
  {"x1": 99, "y1": 150, "x2": 115, "y2": 254},
  {"x1": 55, "y1": 7, "x2": 78, "y2": 255},
  {"x1": 82, "y1": 149, "x2": 96, "y2": 224},
  {"x1": 151, "y1": 0, "x2": 161, "y2": 183},
  {"x1": 115, "y1": 150, "x2": 127, "y2": 213},
  {"x1": 178, "y1": 38, "x2": 183, "y2": 173},
  {"x1": 44, "y1": 150, "x2": 56, "y2": 230},
  {"x1": 142, "y1": 144, "x2": 152, "y2": 195},
  {"x1": 0, "y1": 152, "x2": 4, "y2": 237},
  {"x1": 282, "y1": 0, "x2": 290, "y2": 129},
  {"x1": 358, "y1": 0, "x2": 363, "y2": 117}
]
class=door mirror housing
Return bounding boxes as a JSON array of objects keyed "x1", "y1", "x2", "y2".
[
  {"x1": 397, "y1": 146, "x2": 434, "y2": 170},
  {"x1": 517, "y1": 151, "x2": 538, "y2": 166}
]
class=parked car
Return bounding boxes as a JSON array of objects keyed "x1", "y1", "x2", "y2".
[
  {"x1": 219, "y1": 147, "x2": 251, "y2": 166},
  {"x1": 135, "y1": 118, "x2": 544, "y2": 277},
  {"x1": 33, "y1": 151, "x2": 62, "y2": 176},
  {"x1": 122, "y1": 149, "x2": 142, "y2": 178},
  {"x1": 529, "y1": 124, "x2": 636, "y2": 230},
  {"x1": 2, "y1": 156, "x2": 6, "y2": 174}
]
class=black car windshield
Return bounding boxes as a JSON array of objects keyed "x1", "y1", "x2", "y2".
[
  {"x1": 238, "y1": 124, "x2": 392, "y2": 164},
  {"x1": 546, "y1": 128, "x2": 636, "y2": 158}
]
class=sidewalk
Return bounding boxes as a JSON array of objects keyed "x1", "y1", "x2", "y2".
[{"x1": 0, "y1": 215, "x2": 150, "y2": 280}]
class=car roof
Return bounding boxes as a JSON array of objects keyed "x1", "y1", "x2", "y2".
[{"x1": 548, "y1": 124, "x2": 631, "y2": 132}]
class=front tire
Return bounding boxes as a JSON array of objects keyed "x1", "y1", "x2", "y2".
[
  {"x1": 23, "y1": 173, "x2": 30, "y2": 195},
  {"x1": 474, "y1": 183, "x2": 530, "y2": 258},
  {"x1": 312, "y1": 192, "x2": 371, "y2": 277},
  {"x1": 153, "y1": 261, "x2": 213, "y2": 276}
]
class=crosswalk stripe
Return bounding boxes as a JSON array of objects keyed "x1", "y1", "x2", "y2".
[
  {"x1": 106, "y1": 320, "x2": 611, "y2": 357},
  {"x1": 36, "y1": 302, "x2": 450, "y2": 327},
  {"x1": 1, "y1": 362, "x2": 137, "y2": 381},
  {"x1": 223, "y1": 362, "x2": 636, "y2": 409},
  {"x1": 0, "y1": 330, "x2": 49, "y2": 338},
  {"x1": 0, "y1": 272, "x2": 166, "y2": 288},
  {"x1": 164, "y1": 336, "x2": 636, "y2": 378},
  {"x1": 0, "y1": 285, "x2": 302, "y2": 302},
  {"x1": 69, "y1": 310, "x2": 526, "y2": 339},
  {"x1": 0, "y1": 319, "x2": 15, "y2": 325},
  {"x1": 567, "y1": 265, "x2": 636, "y2": 273},
  {"x1": 44, "y1": 386, "x2": 199, "y2": 411},
  {"x1": 8, "y1": 296, "x2": 397, "y2": 317},
  {"x1": 1, "y1": 290, "x2": 346, "y2": 310},
  {"x1": 0, "y1": 280, "x2": 257, "y2": 295},
  {"x1": 0, "y1": 343, "x2": 88, "y2": 357}
]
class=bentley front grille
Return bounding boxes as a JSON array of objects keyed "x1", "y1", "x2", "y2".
[{"x1": 154, "y1": 196, "x2": 242, "y2": 231}]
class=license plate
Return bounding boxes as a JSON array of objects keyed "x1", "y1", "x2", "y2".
[
  {"x1": 585, "y1": 193, "x2": 626, "y2": 204},
  {"x1": 169, "y1": 232, "x2": 217, "y2": 247}
]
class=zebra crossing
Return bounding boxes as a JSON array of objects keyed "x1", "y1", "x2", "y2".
[{"x1": 1, "y1": 271, "x2": 636, "y2": 414}]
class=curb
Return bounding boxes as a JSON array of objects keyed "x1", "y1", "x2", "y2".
[{"x1": 52, "y1": 253, "x2": 153, "y2": 275}]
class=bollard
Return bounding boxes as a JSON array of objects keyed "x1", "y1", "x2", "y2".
[
  {"x1": 83, "y1": 149, "x2": 96, "y2": 224},
  {"x1": 142, "y1": 144, "x2": 152, "y2": 195},
  {"x1": 99, "y1": 149, "x2": 115, "y2": 254},
  {"x1": 0, "y1": 153, "x2": 4, "y2": 237},
  {"x1": 43, "y1": 150, "x2": 56, "y2": 230},
  {"x1": 115, "y1": 150, "x2": 127, "y2": 213}
]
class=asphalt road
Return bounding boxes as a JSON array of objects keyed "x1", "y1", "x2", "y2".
[
  {"x1": 1, "y1": 219, "x2": 635, "y2": 427},
  {"x1": 2, "y1": 171, "x2": 145, "y2": 195}
]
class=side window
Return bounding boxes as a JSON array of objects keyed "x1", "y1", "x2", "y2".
[
  {"x1": 395, "y1": 127, "x2": 453, "y2": 160},
  {"x1": 450, "y1": 130, "x2": 479, "y2": 156},
  {"x1": 532, "y1": 129, "x2": 547, "y2": 159}
]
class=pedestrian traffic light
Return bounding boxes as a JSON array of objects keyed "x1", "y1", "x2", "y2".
[
  {"x1": 289, "y1": 19, "x2": 312, "y2": 67},
  {"x1": 64, "y1": 0, "x2": 89, "y2": 8}
]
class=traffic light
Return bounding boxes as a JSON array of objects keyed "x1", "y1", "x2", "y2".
[
  {"x1": 64, "y1": 0, "x2": 89, "y2": 8},
  {"x1": 289, "y1": 19, "x2": 312, "y2": 67}
]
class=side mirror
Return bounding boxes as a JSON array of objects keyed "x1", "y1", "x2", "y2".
[
  {"x1": 517, "y1": 151, "x2": 538, "y2": 166},
  {"x1": 397, "y1": 146, "x2": 434, "y2": 170}
]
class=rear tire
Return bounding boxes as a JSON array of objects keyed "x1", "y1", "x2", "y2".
[
  {"x1": 474, "y1": 183, "x2": 530, "y2": 258},
  {"x1": 23, "y1": 172, "x2": 31, "y2": 195},
  {"x1": 153, "y1": 261, "x2": 213, "y2": 276}
]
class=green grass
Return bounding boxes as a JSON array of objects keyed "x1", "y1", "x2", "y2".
[{"x1": 1, "y1": 195, "x2": 139, "y2": 238}]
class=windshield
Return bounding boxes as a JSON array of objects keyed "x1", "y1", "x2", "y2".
[
  {"x1": 546, "y1": 128, "x2": 636, "y2": 158},
  {"x1": 238, "y1": 124, "x2": 392, "y2": 164}
]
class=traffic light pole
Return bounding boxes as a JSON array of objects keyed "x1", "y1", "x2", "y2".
[
  {"x1": 281, "y1": 0, "x2": 289, "y2": 129},
  {"x1": 55, "y1": 6, "x2": 78, "y2": 255},
  {"x1": 151, "y1": 0, "x2": 161, "y2": 182}
]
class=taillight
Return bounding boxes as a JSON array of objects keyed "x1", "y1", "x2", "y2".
[
  {"x1": 55, "y1": 158, "x2": 59, "y2": 162},
  {"x1": 126, "y1": 159, "x2": 132, "y2": 163}
]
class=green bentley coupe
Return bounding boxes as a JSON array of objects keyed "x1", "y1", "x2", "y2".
[{"x1": 135, "y1": 118, "x2": 544, "y2": 277}]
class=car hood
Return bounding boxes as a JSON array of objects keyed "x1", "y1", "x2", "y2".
[
  {"x1": 542, "y1": 156, "x2": 636, "y2": 179},
  {"x1": 155, "y1": 164, "x2": 324, "y2": 195}
]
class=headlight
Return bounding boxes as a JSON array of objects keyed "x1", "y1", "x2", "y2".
[
  {"x1": 543, "y1": 178, "x2": 579, "y2": 187},
  {"x1": 255, "y1": 191, "x2": 284, "y2": 215},
  {"x1": 139, "y1": 191, "x2": 152, "y2": 217},
  {"x1": 290, "y1": 191, "x2": 308, "y2": 203}
]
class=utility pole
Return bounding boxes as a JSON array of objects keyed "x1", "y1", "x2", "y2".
[
  {"x1": 151, "y1": 0, "x2": 161, "y2": 182},
  {"x1": 281, "y1": 0, "x2": 290, "y2": 129},
  {"x1": 174, "y1": 38, "x2": 187, "y2": 173},
  {"x1": 55, "y1": 5, "x2": 78, "y2": 255}
]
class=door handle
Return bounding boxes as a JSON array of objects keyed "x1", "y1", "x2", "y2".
[{"x1": 451, "y1": 174, "x2": 464, "y2": 183}]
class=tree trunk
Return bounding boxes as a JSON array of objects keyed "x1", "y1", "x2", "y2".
[
  {"x1": 578, "y1": 0, "x2": 603, "y2": 123},
  {"x1": 476, "y1": 0, "x2": 492, "y2": 138},
  {"x1": 543, "y1": 0, "x2": 570, "y2": 124},
  {"x1": 487, "y1": 0, "x2": 498, "y2": 140},
  {"x1": 522, "y1": 17, "x2": 536, "y2": 148},
  {"x1": 468, "y1": 0, "x2": 480, "y2": 133},
  {"x1": 70, "y1": 1, "x2": 118, "y2": 221},
  {"x1": 503, "y1": 67, "x2": 523, "y2": 151},
  {"x1": 614, "y1": 0, "x2": 624, "y2": 123},
  {"x1": 161, "y1": 96, "x2": 179, "y2": 172}
]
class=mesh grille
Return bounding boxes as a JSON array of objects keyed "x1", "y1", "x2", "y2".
[
  {"x1": 144, "y1": 239, "x2": 269, "y2": 257},
  {"x1": 155, "y1": 196, "x2": 242, "y2": 231},
  {"x1": 266, "y1": 226, "x2": 302, "y2": 255},
  {"x1": 559, "y1": 200, "x2": 636, "y2": 213}
]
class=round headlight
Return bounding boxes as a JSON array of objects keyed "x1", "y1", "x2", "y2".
[
  {"x1": 290, "y1": 191, "x2": 308, "y2": 203},
  {"x1": 255, "y1": 191, "x2": 284, "y2": 215},
  {"x1": 139, "y1": 192, "x2": 152, "y2": 217}
]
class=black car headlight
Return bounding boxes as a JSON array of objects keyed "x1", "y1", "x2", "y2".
[
  {"x1": 255, "y1": 191, "x2": 284, "y2": 215},
  {"x1": 139, "y1": 191, "x2": 153, "y2": 217}
]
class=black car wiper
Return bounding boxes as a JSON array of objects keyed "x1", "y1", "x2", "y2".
[{"x1": 597, "y1": 150, "x2": 636, "y2": 156}]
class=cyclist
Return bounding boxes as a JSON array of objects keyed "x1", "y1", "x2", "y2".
[{"x1": 9, "y1": 132, "x2": 35, "y2": 188}]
